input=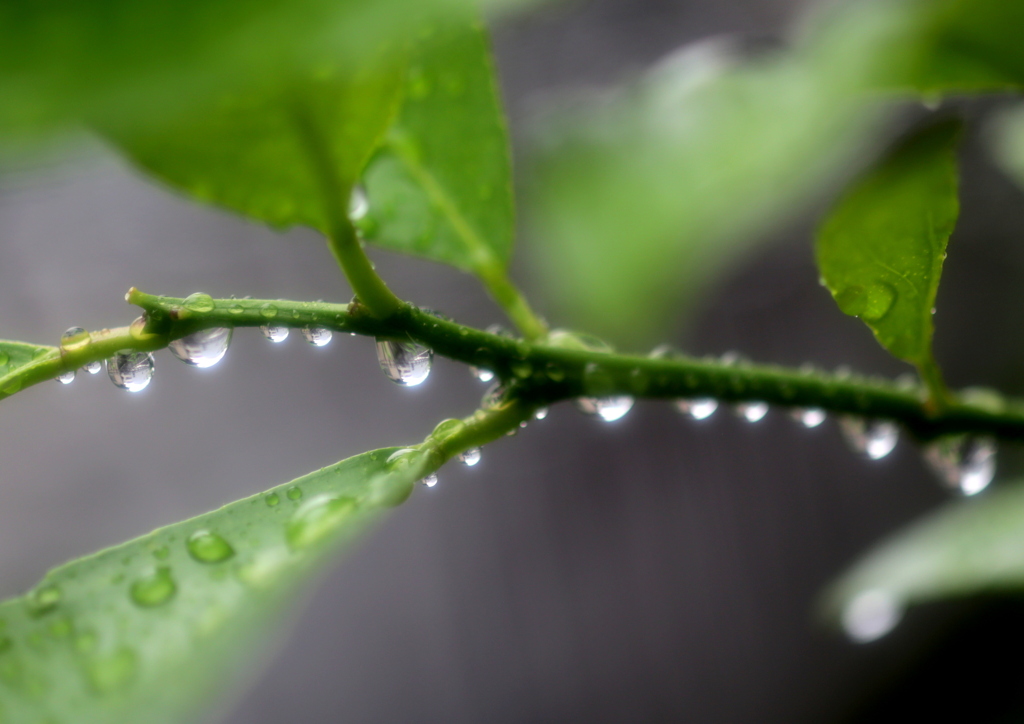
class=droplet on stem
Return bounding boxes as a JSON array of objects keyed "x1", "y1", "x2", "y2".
[
  {"x1": 301, "y1": 327, "x2": 333, "y2": 347},
  {"x1": 839, "y1": 417, "x2": 899, "y2": 460},
  {"x1": 260, "y1": 325, "x2": 289, "y2": 343},
  {"x1": 376, "y1": 339, "x2": 433, "y2": 386},
  {"x1": 83, "y1": 360, "x2": 103, "y2": 375},
  {"x1": 675, "y1": 398, "x2": 718, "y2": 420},
  {"x1": 735, "y1": 401, "x2": 769, "y2": 423},
  {"x1": 107, "y1": 351, "x2": 155, "y2": 392},
  {"x1": 574, "y1": 395, "x2": 634, "y2": 422},
  {"x1": 60, "y1": 326, "x2": 91, "y2": 353},
  {"x1": 55, "y1": 369, "x2": 76, "y2": 385},
  {"x1": 923, "y1": 435, "x2": 997, "y2": 496},
  {"x1": 168, "y1": 328, "x2": 232, "y2": 368},
  {"x1": 458, "y1": 448, "x2": 481, "y2": 466}
]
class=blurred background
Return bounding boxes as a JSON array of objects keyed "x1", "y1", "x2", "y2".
[{"x1": 3, "y1": 0, "x2": 1024, "y2": 721}]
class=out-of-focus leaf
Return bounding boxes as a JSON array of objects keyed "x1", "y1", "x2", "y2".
[
  {"x1": 822, "y1": 480, "x2": 1024, "y2": 631},
  {"x1": 104, "y1": 51, "x2": 407, "y2": 233},
  {"x1": 0, "y1": 447, "x2": 425, "y2": 724},
  {"x1": 359, "y1": 20, "x2": 515, "y2": 275},
  {"x1": 816, "y1": 120, "x2": 960, "y2": 369},
  {"x1": 988, "y1": 104, "x2": 1024, "y2": 193},
  {"x1": 0, "y1": 340, "x2": 59, "y2": 398}
]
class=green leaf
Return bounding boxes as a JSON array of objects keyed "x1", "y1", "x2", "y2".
[
  {"x1": 822, "y1": 479, "x2": 1024, "y2": 633},
  {"x1": 987, "y1": 103, "x2": 1024, "y2": 193},
  {"x1": 816, "y1": 119, "x2": 961, "y2": 371},
  {"x1": 0, "y1": 447, "x2": 424, "y2": 724},
  {"x1": 358, "y1": 20, "x2": 514, "y2": 276},
  {"x1": 0, "y1": 341, "x2": 59, "y2": 397},
  {"x1": 103, "y1": 48, "x2": 407, "y2": 233}
]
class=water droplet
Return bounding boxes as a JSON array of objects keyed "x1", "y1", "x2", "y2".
[
  {"x1": 106, "y1": 351, "x2": 155, "y2": 392},
  {"x1": 349, "y1": 185, "x2": 369, "y2": 220},
  {"x1": 574, "y1": 395, "x2": 634, "y2": 422},
  {"x1": 458, "y1": 448, "x2": 481, "y2": 466},
  {"x1": 534, "y1": 407, "x2": 549, "y2": 420},
  {"x1": 286, "y1": 495, "x2": 358, "y2": 550},
  {"x1": 842, "y1": 589, "x2": 902, "y2": 643},
  {"x1": 187, "y1": 530, "x2": 235, "y2": 563},
  {"x1": 735, "y1": 401, "x2": 769, "y2": 423},
  {"x1": 264, "y1": 492, "x2": 280, "y2": 507},
  {"x1": 260, "y1": 325, "x2": 289, "y2": 343},
  {"x1": 60, "y1": 326, "x2": 91, "y2": 353},
  {"x1": 375, "y1": 339, "x2": 433, "y2": 386},
  {"x1": 129, "y1": 567, "x2": 176, "y2": 607},
  {"x1": 83, "y1": 360, "x2": 102, "y2": 375},
  {"x1": 469, "y1": 366, "x2": 495, "y2": 383},
  {"x1": 791, "y1": 407, "x2": 827, "y2": 428},
  {"x1": 835, "y1": 282, "x2": 897, "y2": 322},
  {"x1": 286, "y1": 486, "x2": 303, "y2": 501},
  {"x1": 181, "y1": 292, "x2": 215, "y2": 313},
  {"x1": 675, "y1": 398, "x2": 718, "y2": 420},
  {"x1": 27, "y1": 585, "x2": 61, "y2": 616},
  {"x1": 923, "y1": 435, "x2": 997, "y2": 496},
  {"x1": 301, "y1": 326, "x2": 333, "y2": 347},
  {"x1": 419, "y1": 472, "x2": 438, "y2": 487},
  {"x1": 839, "y1": 417, "x2": 899, "y2": 460},
  {"x1": 482, "y1": 381, "x2": 508, "y2": 409},
  {"x1": 259, "y1": 303, "x2": 279, "y2": 319},
  {"x1": 55, "y1": 369, "x2": 75, "y2": 385},
  {"x1": 168, "y1": 327, "x2": 232, "y2": 368},
  {"x1": 86, "y1": 648, "x2": 137, "y2": 692}
]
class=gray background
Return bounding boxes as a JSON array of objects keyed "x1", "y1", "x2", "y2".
[{"x1": 3, "y1": 0, "x2": 1024, "y2": 721}]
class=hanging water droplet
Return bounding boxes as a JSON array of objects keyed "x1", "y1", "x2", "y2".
[
  {"x1": 129, "y1": 567, "x2": 176, "y2": 607},
  {"x1": 675, "y1": 398, "x2": 718, "y2": 420},
  {"x1": 534, "y1": 407, "x2": 549, "y2": 421},
  {"x1": 260, "y1": 325, "x2": 289, "y2": 343},
  {"x1": 840, "y1": 417, "x2": 899, "y2": 460},
  {"x1": 107, "y1": 351, "x2": 155, "y2": 392},
  {"x1": 790, "y1": 407, "x2": 826, "y2": 428},
  {"x1": 574, "y1": 395, "x2": 634, "y2": 422},
  {"x1": 735, "y1": 401, "x2": 769, "y2": 423},
  {"x1": 348, "y1": 185, "x2": 369, "y2": 220},
  {"x1": 83, "y1": 360, "x2": 102, "y2": 375},
  {"x1": 469, "y1": 366, "x2": 495, "y2": 383},
  {"x1": 419, "y1": 472, "x2": 438, "y2": 487},
  {"x1": 55, "y1": 369, "x2": 75, "y2": 385},
  {"x1": 376, "y1": 339, "x2": 432, "y2": 386},
  {"x1": 181, "y1": 292, "x2": 215, "y2": 314},
  {"x1": 60, "y1": 326, "x2": 91, "y2": 353},
  {"x1": 458, "y1": 448, "x2": 481, "y2": 466},
  {"x1": 168, "y1": 327, "x2": 232, "y2": 368},
  {"x1": 923, "y1": 435, "x2": 997, "y2": 496},
  {"x1": 301, "y1": 326, "x2": 332, "y2": 347},
  {"x1": 841, "y1": 589, "x2": 903, "y2": 643},
  {"x1": 186, "y1": 530, "x2": 235, "y2": 563}
]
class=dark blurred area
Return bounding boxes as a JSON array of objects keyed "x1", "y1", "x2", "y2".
[{"x1": 3, "y1": 0, "x2": 1024, "y2": 722}]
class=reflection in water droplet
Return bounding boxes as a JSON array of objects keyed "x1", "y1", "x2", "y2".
[
  {"x1": 301, "y1": 326, "x2": 332, "y2": 347},
  {"x1": 60, "y1": 326, "x2": 91, "y2": 352},
  {"x1": 187, "y1": 530, "x2": 235, "y2": 563},
  {"x1": 790, "y1": 407, "x2": 827, "y2": 428},
  {"x1": 735, "y1": 401, "x2": 769, "y2": 423},
  {"x1": 349, "y1": 185, "x2": 369, "y2": 220},
  {"x1": 839, "y1": 417, "x2": 899, "y2": 460},
  {"x1": 86, "y1": 647, "x2": 138, "y2": 693},
  {"x1": 458, "y1": 448, "x2": 482, "y2": 466},
  {"x1": 469, "y1": 366, "x2": 494, "y2": 383},
  {"x1": 264, "y1": 492, "x2": 280, "y2": 507},
  {"x1": 107, "y1": 351, "x2": 155, "y2": 392},
  {"x1": 923, "y1": 435, "x2": 997, "y2": 496},
  {"x1": 420, "y1": 473, "x2": 439, "y2": 487},
  {"x1": 842, "y1": 589, "x2": 902, "y2": 643},
  {"x1": 129, "y1": 567, "x2": 176, "y2": 607},
  {"x1": 55, "y1": 369, "x2": 76, "y2": 385},
  {"x1": 574, "y1": 395, "x2": 634, "y2": 422},
  {"x1": 376, "y1": 339, "x2": 433, "y2": 386},
  {"x1": 675, "y1": 398, "x2": 718, "y2": 420},
  {"x1": 260, "y1": 325, "x2": 289, "y2": 343},
  {"x1": 83, "y1": 360, "x2": 102, "y2": 375},
  {"x1": 182, "y1": 292, "x2": 215, "y2": 313},
  {"x1": 169, "y1": 328, "x2": 232, "y2": 368},
  {"x1": 534, "y1": 407, "x2": 549, "y2": 421}
]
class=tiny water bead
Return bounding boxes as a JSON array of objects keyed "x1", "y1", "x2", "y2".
[
  {"x1": 130, "y1": 567, "x2": 177, "y2": 607},
  {"x1": 458, "y1": 448, "x2": 482, "y2": 466},
  {"x1": 348, "y1": 185, "x2": 369, "y2": 220},
  {"x1": 301, "y1": 326, "x2": 332, "y2": 347},
  {"x1": 790, "y1": 407, "x2": 827, "y2": 428},
  {"x1": 168, "y1": 327, "x2": 232, "y2": 368},
  {"x1": 923, "y1": 435, "x2": 997, "y2": 496},
  {"x1": 265, "y1": 492, "x2": 281, "y2": 507},
  {"x1": 840, "y1": 417, "x2": 899, "y2": 460},
  {"x1": 420, "y1": 472, "x2": 439, "y2": 487},
  {"x1": 60, "y1": 326, "x2": 91, "y2": 353},
  {"x1": 376, "y1": 339, "x2": 433, "y2": 386},
  {"x1": 181, "y1": 292, "x2": 215, "y2": 314},
  {"x1": 260, "y1": 325, "x2": 289, "y2": 343},
  {"x1": 186, "y1": 530, "x2": 235, "y2": 563},
  {"x1": 83, "y1": 360, "x2": 102, "y2": 375},
  {"x1": 55, "y1": 369, "x2": 75, "y2": 385},
  {"x1": 841, "y1": 589, "x2": 903, "y2": 643},
  {"x1": 675, "y1": 398, "x2": 718, "y2": 420},
  {"x1": 734, "y1": 401, "x2": 769, "y2": 423},
  {"x1": 574, "y1": 395, "x2": 634, "y2": 422},
  {"x1": 107, "y1": 351, "x2": 155, "y2": 392}
]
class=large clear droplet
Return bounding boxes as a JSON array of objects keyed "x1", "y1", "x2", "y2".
[
  {"x1": 840, "y1": 417, "x2": 899, "y2": 460},
  {"x1": 574, "y1": 395, "x2": 634, "y2": 422},
  {"x1": 260, "y1": 325, "x2": 289, "y2": 343},
  {"x1": 469, "y1": 366, "x2": 495, "y2": 383},
  {"x1": 186, "y1": 530, "x2": 235, "y2": 563},
  {"x1": 301, "y1": 326, "x2": 332, "y2": 347},
  {"x1": 458, "y1": 448, "x2": 481, "y2": 466},
  {"x1": 181, "y1": 292, "x2": 215, "y2": 314},
  {"x1": 83, "y1": 360, "x2": 103, "y2": 375},
  {"x1": 735, "y1": 401, "x2": 768, "y2": 423},
  {"x1": 107, "y1": 351, "x2": 155, "y2": 392},
  {"x1": 419, "y1": 472, "x2": 439, "y2": 487},
  {"x1": 55, "y1": 369, "x2": 76, "y2": 385},
  {"x1": 923, "y1": 435, "x2": 997, "y2": 496},
  {"x1": 129, "y1": 567, "x2": 176, "y2": 607},
  {"x1": 790, "y1": 407, "x2": 827, "y2": 428},
  {"x1": 376, "y1": 339, "x2": 433, "y2": 386},
  {"x1": 675, "y1": 398, "x2": 718, "y2": 420},
  {"x1": 168, "y1": 327, "x2": 232, "y2": 368},
  {"x1": 841, "y1": 589, "x2": 903, "y2": 643},
  {"x1": 60, "y1": 326, "x2": 91, "y2": 353}
]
